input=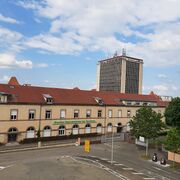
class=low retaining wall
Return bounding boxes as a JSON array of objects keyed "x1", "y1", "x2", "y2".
[{"x1": 168, "y1": 151, "x2": 180, "y2": 163}]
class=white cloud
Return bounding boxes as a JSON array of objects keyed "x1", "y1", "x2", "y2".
[
  {"x1": 158, "y1": 74, "x2": 167, "y2": 79},
  {"x1": 0, "y1": 26, "x2": 23, "y2": 52},
  {"x1": 0, "y1": 53, "x2": 48, "y2": 69},
  {"x1": 18, "y1": 0, "x2": 180, "y2": 66},
  {"x1": 0, "y1": 75, "x2": 10, "y2": 83},
  {"x1": 0, "y1": 13, "x2": 20, "y2": 24},
  {"x1": 144, "y1": 83, "x2": 179, "y2": 96},
  {"x1": 25, "y1": 33, "x2": 84, "y2": 54}
]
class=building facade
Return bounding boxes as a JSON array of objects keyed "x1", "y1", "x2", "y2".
[
  {"x1": 97, "y1": 55, "x2": 143, "y2": 94},
  {"x1": 0, "y1": 77, "x2": 166, "y2": 144}
]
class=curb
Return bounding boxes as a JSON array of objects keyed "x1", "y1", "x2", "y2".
[{"x1": 0, "y1": 143, "x2": 75, "y2": 154}]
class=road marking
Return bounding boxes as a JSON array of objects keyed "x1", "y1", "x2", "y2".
[
  {"x1": 143, "y1": 178, "x2": 155, "y2": 180},
  {"x1": 152, "y1": 166, "x2": 170, "y2": 174},
  {"x1": 75, "y1": 156, "x2": 130, "y2": 180},
  {"x1": 114, "y1": 163, "x2": 124, "y2": 166},
  {"x1": 132, "y1": 172, "x2": 143, "y2": 175},
  {"x1": 0, "y1": 166, "x2": 5, "y2": 170},
  {"x1": 101, "y1": 158, "x2": 109, "y2": 161},
  {"x1": 0, "y1": 165, "x2": 13, "y2": 171},
  {"x1": 123, "y1": 168, "x2": 133, "y2": 170}
]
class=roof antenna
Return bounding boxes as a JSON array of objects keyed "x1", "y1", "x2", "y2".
[
  {"x1": 113, "y1": 50, "x2": 118, "y2": 57},
  {"x1": 122, "y1": 48, "x2": 126, "y2": 56}
]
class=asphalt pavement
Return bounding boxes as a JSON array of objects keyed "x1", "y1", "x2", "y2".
[{"x1": 0, "y1": 141, "x2": 179, "y2": 180}]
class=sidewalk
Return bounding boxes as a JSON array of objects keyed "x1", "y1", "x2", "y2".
[{"x1": 0, "y1": 139, "x2": 77, "y2": 153}]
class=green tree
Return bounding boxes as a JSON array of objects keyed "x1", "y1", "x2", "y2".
[
  {"x1": 129, "y1": 107, "x2": 165, "y2": 156},
  {"x1": 164, "y1": 128, "x2": 180, "y2": 168},
  {"x1": 164, "y1": 97, "x2": 180, "y2": 130}
]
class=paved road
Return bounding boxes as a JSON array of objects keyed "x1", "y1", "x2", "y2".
[{"x1": 0, "y1": 142, "x2": 179, "y2": 180}]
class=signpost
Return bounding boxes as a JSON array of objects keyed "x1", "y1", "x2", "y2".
[{"x1": 84, "y1": 140, "x2": 90, "y2": 153}]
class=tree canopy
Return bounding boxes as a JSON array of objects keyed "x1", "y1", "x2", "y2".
[
  {"x1": 129, "y1": 107, "x2": 165, "y2": 139},
  {"x1": 164, "y1": 128, "x2": 180, "y2": 154},
  {"x1": 164, "y1": 97, "x2": 180, "y2": 130}
]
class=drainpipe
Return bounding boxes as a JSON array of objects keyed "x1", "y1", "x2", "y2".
[{"x1": 38, "y1": 103, "x2": 42, "y2": 147}]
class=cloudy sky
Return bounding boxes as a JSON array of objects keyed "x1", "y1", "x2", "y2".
[{"x1": 0, "y1": 0, "x2": 180, "y2": 96}]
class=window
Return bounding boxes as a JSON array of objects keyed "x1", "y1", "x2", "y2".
[
  {"x1": 74, "y1": 110, "x2": 79, "y2": 118},
  {"x1": 45, "y1": 110, "x2": 51, "y2": 119},
  {"x1": 59, "y1": 125, "x2": 65, "y2": 136},
  {"x1": 118, "y1": 110, "x2": 122, "y2": 117},
  {"x1": 98, "y1": 110, "x2": 102, "y2": 118},
  {"x1": 85, "y1": 124, "x2": 91, "y2": 133},
  {"x1": 60, "y1": 110, "x2": 66, "y2": 119},
  {"x1": 10, "y1": 110, "x2": 17, "y2": 120},
  {"x1": 108, "y1": 110, "x2": 112, "y2": 118},
  {"x1": 107, "y1": 123, "x2": 112, "y2": 132},
  {"x1": 29, "y1": 110, "x2": 35, "y2": 120},
  {"x1": 86, "y1": 109, "x2": 91, "y2": 118},
  {"x1": 46, "y1": 98, "x2": 53, "y2": 103},
  {"x1": 127, "y1": 110, "x2": 131, "y2": 117},
  {"x1": 97, "y1": 123, "x2": 102, "y2": 133},
  {"x1": 44, "y1": 126, "x2": 51, "y2": 137},
  {"x1": 72, "y1": 124, "x2": 79, "y2": 135}
]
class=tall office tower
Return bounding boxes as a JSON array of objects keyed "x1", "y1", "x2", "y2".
[{"x1": 97, "y1": 54, "x2": 143, "y2": 94}]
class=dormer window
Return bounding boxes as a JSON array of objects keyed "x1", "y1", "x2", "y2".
[
  {"x1": 43, "y1": 94, "x2": 53, "y2": 104},
  {"x1": 95, "y1": 97, "x2": 104, "y2": 105},
  {"x1": 0, "y1": 92, "x2": 11, "y2": 103}
]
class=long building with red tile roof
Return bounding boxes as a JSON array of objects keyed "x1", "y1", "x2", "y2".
[{"x1": 0, "y1": 77, "x2": 167, "y2": 144}]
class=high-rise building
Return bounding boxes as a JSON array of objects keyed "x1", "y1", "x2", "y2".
[{"x1": 97, "y1": 54, "x2": 143, "y2": 94}]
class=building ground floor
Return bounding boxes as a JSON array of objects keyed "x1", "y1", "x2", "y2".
[{"x1": 0, "y1": 118, "x2": 127, "y2": 144}]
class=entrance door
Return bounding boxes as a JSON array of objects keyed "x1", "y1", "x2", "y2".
[
  {"x1": 8, "y1": 134, "x2": 17, "y2": 142},
  {"x1": 8, "y1": 128, "x2": 18, "y2": 142},
  {"x1": 117, "y1": 123, "x2": 122, "y2": 133}
]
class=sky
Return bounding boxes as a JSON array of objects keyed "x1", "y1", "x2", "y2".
[{"x1": 0, "y1": 0, "x2": 180, "y2": 97}]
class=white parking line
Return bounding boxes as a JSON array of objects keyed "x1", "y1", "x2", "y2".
[
  {"x1": 101, "y1": 158, "x2": 109, "y2": 161},
  {"x1": 114, "y1": 164, "x2": 124, "y2": 166},
  {"x1": 0, "y1": 165, "x2": 13, "y2": 171},
  {"x1": 152, "y1": 166, "x2": 170, "y2": 174},
  {"x1": 0, "y1": 166, "x2": 5, "y2": 170},
  {"x1": 132, "y1": 172, "x2": 143, "y2": 175},
  {"x1": 123, "y1": 168, "x2": 133, "y2": 170}
]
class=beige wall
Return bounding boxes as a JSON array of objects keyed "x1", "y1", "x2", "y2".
[
  {"x1": 0, "y1": 104, "x2": 165, "y2": 144},
  {"x1": 168, "y1": 151, "x2": 180, "y2": 163}
]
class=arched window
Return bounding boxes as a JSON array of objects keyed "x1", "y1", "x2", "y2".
[
  {"x1": 107, "y1": 123, "x2": 112, "y2": 132},
  {"x1": 59, "y1": 125, "x2": 65, "y2": 136},
  {"x1": 43, "y1": 126, "x2": 51, "y2": 137},
  {"x1": 85, "y1": 124, "x2": 91, "y2": 134},
  {"x1": 27, "y1": 127, "x2": 35, "y2": 138},
  {"x1": 72, "y1": 124, "x2": 79, "y2": 135},
  {"x1": 96, "y1": 123, "x2": 102, "y2": 133},
  {"x1": 8, "y1": 127, "x2": 18, "y2": 142}
]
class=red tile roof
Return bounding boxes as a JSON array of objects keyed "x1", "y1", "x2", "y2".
[{"x1": 0, "y1": 82, "x2": 167, "y2": 107}]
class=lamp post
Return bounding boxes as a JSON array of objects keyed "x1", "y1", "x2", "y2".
[{"x1": 111, "y1": 124, "x2": 118, "y2": 164}]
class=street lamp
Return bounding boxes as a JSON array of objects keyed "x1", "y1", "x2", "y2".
[{"x1": 111, "y1": 124, "x2": 118, "y2": 164}]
